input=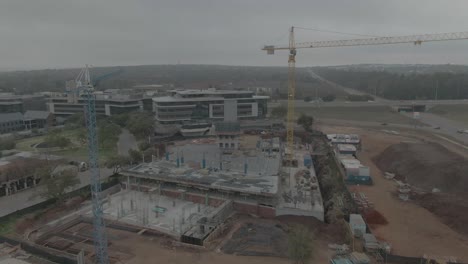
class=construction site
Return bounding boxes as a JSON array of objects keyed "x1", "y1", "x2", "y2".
[
  {"x1": 0, "y1": 125, "x2": 333, "y2": 264},
  {"x1": 2, "y1": 18, "x2": 468, "y2": 264}
]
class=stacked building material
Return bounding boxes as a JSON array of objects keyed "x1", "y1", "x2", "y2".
[
  {"x1": 352, "y1": 192, "x2": 374, "y2": 212},
  {"x1": 363, "y1": 233, "x2": 380, "y2": 252},
  {"x1": 349, "y1": 252, "x2": 370, "y2": 264}
]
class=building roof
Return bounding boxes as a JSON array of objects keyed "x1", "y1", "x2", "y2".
[
  {"x1": 350, "y1": 252, "x2": 370, "y2": 264},
  {"x1": 153, "y1": 96, "x2": 225, "y2": 103},
  {"x1": 363, "y1": 233, "x2": 378, "y2": 243},
  {"x1": 330, "y1": 258, "x2": 353, "y2": 264},
  {"x1": 337, "y1": 144, "x2": 357, "y2": 152},
  {"x1": 173, "y1": 89, "x2": 253, "y2": 95},
  {"x1": 23, "y1": 110, "x2": 50, "y2": 120},
  {"x1": 0, "y1": 101, "x2": 22, "y2": 105},
  {"x1": 0, "y1": 112, "x2": 23, "y2": 122},
  {"x1": 350, "y1": 214, "x2": 366, "y2": 226}
]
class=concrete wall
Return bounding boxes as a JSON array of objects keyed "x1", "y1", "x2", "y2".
[
  {"x1": 232, "y1": 201, "x2": 276, "y2": 218},
  {"x1": 223, "y1": 100, "x2": 237, "y2": 121},
  {"x1": 276, "y1": 207, "x2": 324, "y2": 221},
  {"x1": 127, "y1": 184, "x2": 276, "y2": 218}
]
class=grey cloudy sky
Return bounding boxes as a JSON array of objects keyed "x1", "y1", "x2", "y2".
[{"x1": 1, "y1": 0, "x2": 468, "y2": 69}]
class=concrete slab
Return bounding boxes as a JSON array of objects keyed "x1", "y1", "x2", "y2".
[
  {"x1": 122, "y1": 141, "x2": 281, "y2": 196},
  {"x1": 276, "y1": 149, "x2": 324, "y2": 221},
  {"x1": 100, "y1": 190, "x2": 217, "y2": 236}
]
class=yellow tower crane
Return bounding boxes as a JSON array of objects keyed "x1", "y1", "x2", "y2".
[{"x1": 263, "y1": 27, "x2": 468, "y2": 161}]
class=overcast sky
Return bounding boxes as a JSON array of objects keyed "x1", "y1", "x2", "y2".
[{"x1": 1, "y1": 0, "x2": 468, "y2": 69}]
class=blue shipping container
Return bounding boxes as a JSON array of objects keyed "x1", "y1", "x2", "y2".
[{"x1": 304, "y1": 154, "x2": 312, "y2": 167}]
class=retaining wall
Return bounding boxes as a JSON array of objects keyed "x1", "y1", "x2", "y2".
[
  {"x1": 232, "y1": 201, "x2": 276, "y2": 218},
  {"x1": 128, "y1": 184, "x2": 276, "y2": 218},
  {"x1": 0, "y1": 235, "x2": 77, "y2": 264}
]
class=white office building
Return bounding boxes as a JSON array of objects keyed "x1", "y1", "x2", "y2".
[{"x1": 152, "y1": 89, "x2": 269, "y2": 124}]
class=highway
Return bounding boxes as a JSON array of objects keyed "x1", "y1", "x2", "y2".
[
  {"x1": 402, "y1": 112, "x2": 468, "y2": 145},
  {"x1": 270, "y1": 99, "x2": 468, "y2": 108}
]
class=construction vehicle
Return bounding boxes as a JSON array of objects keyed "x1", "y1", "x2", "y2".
[{"x1": 263, "y1": 28, "x2": 468, "y2": 162}]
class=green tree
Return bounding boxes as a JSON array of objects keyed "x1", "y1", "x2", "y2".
[
  {"x1": 297, "y1": 114, "x2": 314, "y2": 132},
  {"x1": 97, "y1": 119, "x2": 121, "y2": 150},
  {"x1": 138, "y1": 141, "x2": 151, "y2": 152},
  {"x1": 64, "y1": 113, "x2": 85, "y2": 129},
  {"x1": 110, "y1": 113, "x2": 130, "y2": 127},
  {"x1": 288, "y1": 225, "x2": 314, "y2": 264},
  {"x1": 271, "y1": 104, "x2": 288, "y2": 118},
  {"x1": 126, "y1": 112, "x2": 154, "y2": 140},
  {"x1": 38, "y1": 166, "x2": 80, "y2": 203},
  {"x1": 105, "y1": 155, "x2": 131, "y2": 173},
  {"x1": 0, "y1": 139, "x2": 16, "y2": 150},
  {"x1": 128, "y1": 149, "x2": 142, "y2": 164}
]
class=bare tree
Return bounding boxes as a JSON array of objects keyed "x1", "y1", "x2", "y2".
[{"x1": 288, "y1": 224, "x2": 314, "y2": 264}]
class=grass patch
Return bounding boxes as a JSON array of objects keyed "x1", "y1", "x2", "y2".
[
  {"x1": 296, "y1": 105, "x2": 415, "y2": 124},
  {"x1": 429, "y1": 104, "x2": 468, "y2": 126},
  {"x1": 0, "y1": 216, "x2": 18, "y2": 235},
  {"x1": 54, "y1": 145, "x2": 115, "y2": 163},
  {"x1": 15, "y1": 135, "x2": 46, "y2": 151},
  {"x1": 15, "y1": 129, "x2": 116, "y2": 163}
]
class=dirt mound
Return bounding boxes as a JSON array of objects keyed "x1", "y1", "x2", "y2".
[
  {"x1": 221, "y1": 222, "x2": 288, "y2": 257},
  {"x1": 363, "y1": 210, "x2": 388, "y2": 226},
  {"x1": 373, "y1": 142, "x2": 468, "y2": 194},
  {"x1": 413, "y1": 193, "x2": 468, "y2": 237}
]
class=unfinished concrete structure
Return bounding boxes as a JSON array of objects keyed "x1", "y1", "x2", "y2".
[{"x1": 116, "y1": 135, "x2": 324, "y2": 245}]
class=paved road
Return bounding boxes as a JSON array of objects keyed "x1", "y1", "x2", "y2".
[
  {"x1": 402, "y1": 112, "x2": 468, "y2": 145},
  {"x1": 318, "y1": 115, "x2": 468, "y2": 150},
  {"x1": 0, "y1": 167, "x2": 113, "y2": 218},
  {"x1": 307, "y1": 69, "x2": 388, "y2": 102},
  {"x1": 117, "y1": 129, "x2": 138, "y2": 156},
  {"x1": 270, "y1": 99, "x2": 468, "y2": 108}
]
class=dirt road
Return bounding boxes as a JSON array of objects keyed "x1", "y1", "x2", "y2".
[{"x1": 319, "y1": 124, "x2": 468, "y2": 261}]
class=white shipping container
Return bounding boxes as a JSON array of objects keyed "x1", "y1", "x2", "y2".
[{"x1": 359, "y1": 166, "x2": 370, "y2": 177}]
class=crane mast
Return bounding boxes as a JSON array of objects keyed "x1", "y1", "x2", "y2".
[
  {"x1": 286, "y1": 27, "x2": 296, "y2": 159},
  {"x1": 77, "y1": 65, "x2": 109, "y2": 264},
  {"x1": 263, "y1": 29, "x2": 468, "y2": 162}
]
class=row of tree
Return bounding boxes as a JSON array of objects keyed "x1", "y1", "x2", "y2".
[{"x1": 315, "y1": 68, "x2": 468, "y2": 100}]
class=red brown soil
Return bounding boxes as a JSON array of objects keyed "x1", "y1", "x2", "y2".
[
  {"x1": 372, "y1": 141, "x2": 468, "y2": 238},
  {"x1": 276, "y1": 215, "x2": 348, "y2": 244},
  {"x1": 373, "y1": 142, "x2": 468, "y2": 194},
  {"x1": 318, "y1": 123, "x2": 468, "y2": 260},
  {"x1": 413, "y1": 192, "x2": 468, "y2": 237},
  {"x1": 15, "y1": 196, "x2": 85, "y2": 234},
  {"x1": 363, "y1": 209, "x2": 388, "y2": 226}
]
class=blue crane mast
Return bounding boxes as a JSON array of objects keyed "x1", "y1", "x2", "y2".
[{"x1": 75, "y1": 65, "x2": 110, "y2": 264}]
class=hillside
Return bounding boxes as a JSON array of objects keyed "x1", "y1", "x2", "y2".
[{"x1": 373, "y1": 142, "x2": 468, "y2": 193}]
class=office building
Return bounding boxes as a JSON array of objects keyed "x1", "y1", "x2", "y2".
[{"x1": 153, "y1": 89, "x2": 269, "y2": 124}]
